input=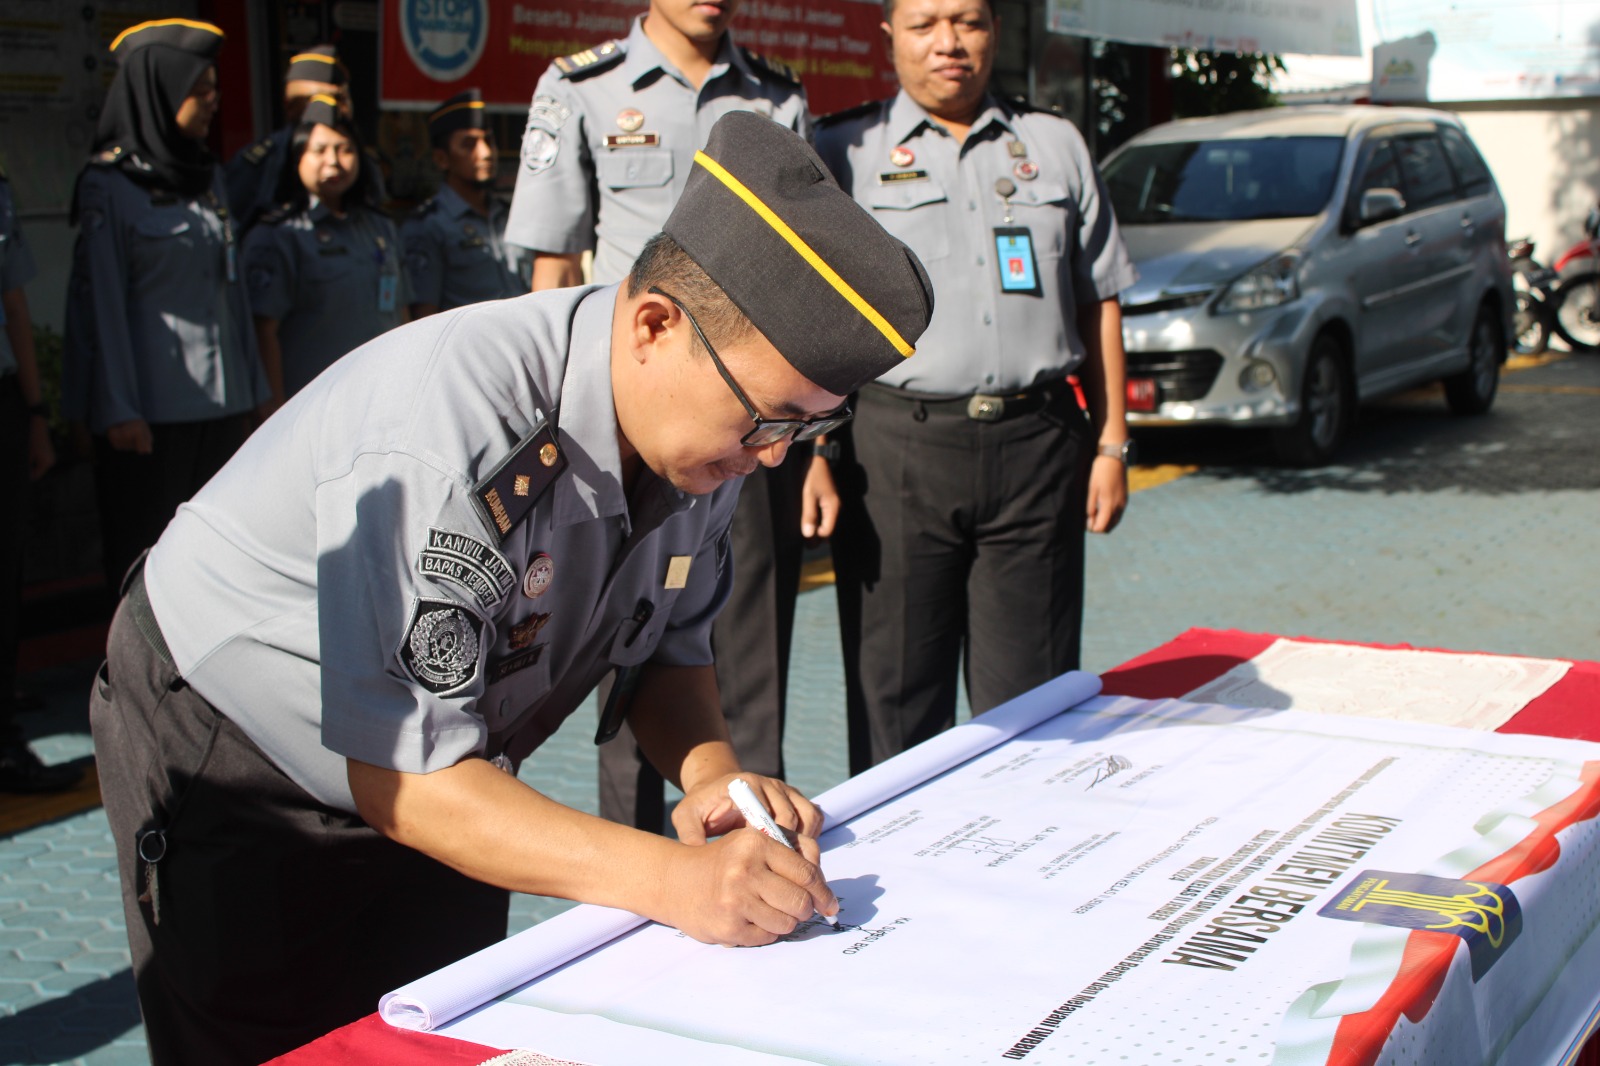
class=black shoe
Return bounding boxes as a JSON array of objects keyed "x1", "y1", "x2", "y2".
[{"x1": 0, "y1": 740, "x2": 83, "y2": 794}]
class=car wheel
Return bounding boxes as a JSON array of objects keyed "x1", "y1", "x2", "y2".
[
  {"x1": 1444, "y1": 304, "x2": 1501, "y2": 415},
  {"x1": 1513, "y1": 291, "x2": 1549, "y2": 356},
  {"x1": 1273, "y1": 334, "x2": 1349, "y2": 467},
  {"x1": 1552, "y1": 271, "x2": 1600, "y2": 352}
]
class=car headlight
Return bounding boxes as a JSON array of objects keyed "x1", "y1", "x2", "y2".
[{"x1": 1214, "y1": 251, "x2": 1301, "y2": 314}]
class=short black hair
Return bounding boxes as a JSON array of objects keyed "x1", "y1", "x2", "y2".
[
  {"x1": 272, "y1": 109, "x2": 379, "y2": 215},
  {"x1": 882, "y1": 0, "x2": 995, "y2": 20},
  {"x1": 627, "y1": 233, "x2": 755, "y2": 353}
]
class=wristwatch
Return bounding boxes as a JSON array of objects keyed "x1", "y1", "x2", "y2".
[{"x1": 1096, "y1": 439, "x2": 1137, "y2": 465}]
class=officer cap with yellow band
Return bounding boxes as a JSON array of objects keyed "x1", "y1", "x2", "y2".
[
  {"x1": 300, "y1": 93, "x2": 343, "y2": 131},
  {"x1": 664, "y1": 111, "x2": 933, "y2": 397},
  {"x1": 110, "y1": 18, "x2": 224, "y2": 60},
  {"x1": 429, "y1": 89, "x2": 489, "y2": 140},
  {"x1": 285, "y1": 44, "x2": 348, "y2": 86}
]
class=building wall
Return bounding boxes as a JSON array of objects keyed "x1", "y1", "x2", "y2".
[{"x1": 1453, "y1": 98, "x2": 1600, "y2": 270}]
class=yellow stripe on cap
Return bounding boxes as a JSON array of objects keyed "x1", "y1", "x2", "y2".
[
  {"x1": 431, "y1": 100, "x2": 487, "y2": 121},
  {"x1": 310, "y1": 93, "x2": 341, "y2": 107},
  {"x1": 111, "y1": 18, "x2": 224, "y2": 53},
  {"x1": 691, "y1": 149, "x2": 915, "y2": 359},
  {"x1": 289, "y1": 52, "x2": 338, "y2": 66}
]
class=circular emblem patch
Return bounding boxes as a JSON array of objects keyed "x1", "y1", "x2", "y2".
[
  {"x1": 616, "y1": 108, "x2": 645, "y2": 133},
  {"x1": 890, "y1": 146, "x2": 915, "y2": 168},
  {"x1": 400, "y1": 0, "x2": 488, "y2": 83},
  {"x1": 521, "y1": 125, "x2": 558, "y2": 174},
  {"x1": 1014, "y1": 160, "x2": 1040, "y2": 182},
  {"x1": 524, "y1": 553, "x2": 554, "y2": 599},
  {"x1": 402, "y1": 603, "x2": 481, "y2": 692}
]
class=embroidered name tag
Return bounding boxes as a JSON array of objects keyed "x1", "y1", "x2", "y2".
[
  {"x1": 877, "y1": 169, "x2": 929, "y2": 184},
  {"x1": 488, "y1": 645, "x2": 544, "y2": 684},
  {"x1": 417, "y1": 527, "x2": 516, "y2": 612},
  {"x1": 472, "y1": 419, "x2": 567, "y2": 543},
  {"x1": 603, "y1": 132, "x2": 660, "y2": 149}
]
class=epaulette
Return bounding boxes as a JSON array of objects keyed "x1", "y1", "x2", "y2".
[
  {"x1": 258, "y1": 201, "x2": 298, "y2": 227},
  {"x1": 89, "y1": 145, "x2": 128, "y2": 167},
  {"x1": 411, "y1": 195, "x2": 438, "y2": 218},
  {"x1": 241, "y1": 136, "x2": 275, "y2": 165},
  {"x1": 471, "y1": 419, "x2": 568, "y2": 544},
  {"x1": 815, "y1": 99, "x2": 881, "y2": 129},
  {"x1": 1006, "y1": 96, "x2": 1057, "y2": 116},
  {"x1": 741, "y1": 47, "x2": 800, "y2": 86},
  {"x1": 550, "y1": 40, "x2": 624, "y2": 80}
]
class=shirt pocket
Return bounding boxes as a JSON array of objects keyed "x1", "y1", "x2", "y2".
[
  {"x1": 130, "y1": 212, "x2": 199, "y2": 277},
  {"x1": 1007, "y1": 180, "x2": 1073, "y2": 260},
  {"x1": 596, "y1": 150, "x2": 673, "y2": 190},
  {"x1": 867, "y1": 180, "x2": 952, "y2": 262},
  {"x1": 480, "y1": 639, "x2": 554, "y2": 733},
  {"x1": 604, "y1": 590, "x2": 681, "y2": 669}
]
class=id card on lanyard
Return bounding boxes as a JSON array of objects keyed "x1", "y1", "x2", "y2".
[
  {"x1": 378, "y1": 274, "x2": 398, "y2": 313},
  {"x1": 994, "y1": 227, "x2": 1041, "y2": 296}
]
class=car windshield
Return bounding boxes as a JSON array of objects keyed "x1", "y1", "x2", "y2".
[{"x1": 1105, "y1": 136, "x2": 1345, "y2": 223}]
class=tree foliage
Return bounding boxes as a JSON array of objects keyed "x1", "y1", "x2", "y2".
[{"x1": 1169, "y1": 50, "x2": 1286, "y2": 118}]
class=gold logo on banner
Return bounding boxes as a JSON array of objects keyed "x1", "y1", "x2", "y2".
[{"x1": 1353, "y1": 879, "x2": 1511, "y2": 947}]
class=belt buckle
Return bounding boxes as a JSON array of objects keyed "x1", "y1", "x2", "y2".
[{"x1": 966, "y1": 394, "x2": 1004, "y2": 422}]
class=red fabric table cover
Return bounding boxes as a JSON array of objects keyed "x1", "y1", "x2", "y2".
[{"x1": 272, "y1": 628, "x2": 1600, "y2": 1066}]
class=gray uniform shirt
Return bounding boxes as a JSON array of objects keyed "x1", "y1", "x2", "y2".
[
  {"x1": 815, "y1": 92, "x2": 1138, "y2": 393},
  {"x1": 224, "y1": 126, "x2": 291, "y2": 227},
  {"x1": 63, "y1": 163, "x2": 266, "y2": 431},
  {"x1": 401, "y1": 184, "x2": 531, "y2": 310},
  {"x1": 0, "y1": 177, "x2": 37, "y2": 378},
  {"x1": 505, "y1": 15, "x2": 810, "y2": 285},
  {"x1": 243, "y1": 202, "x2": 411, "y2": 398},
  {"x1": 144, "y1": 284, "x2": 739, "y2": 813}
]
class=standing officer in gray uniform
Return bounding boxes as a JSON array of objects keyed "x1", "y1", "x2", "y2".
[
  {"x1": 63, "y1": 19, "x2": 268, "y2": 600},
  {"x1": 224, "y1": 44, "x2": 348, "y2": 230},
  {"x1": 0, "y1": 169, "x2": 79, "y2": 793},
  {"x1": 816, "y1": 0, "x2": 1138, "y2": 774},
  {"x1": 91, "y1": 112, "x2": 933, "y2": 1066},
  {"x1": 506, "y1": 0, "x2": 838, "y2": 833},
  {"x1": 403, "y1": 88, "x2": 530, "y2": 317}
]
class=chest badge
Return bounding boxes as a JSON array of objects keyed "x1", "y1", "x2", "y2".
[
  {"x1": 462, "y1": 223, "x2": 478, "y2": 237},
  {"x1": 508, "y1": 611, "x2": 552, "y2": 650},
  {"x1": 889, "y1": 145, "x2": 915, "y2": 168},
  {"x1": 316, "y1": 229, "x2": 332, "y2": 244},
  {"x1": 523, "y1": 553, "x2": 555, "y2": 599},
  {"x1": 1008, "y1": 140, "x2": 1029, "y2": 158},
  {"x1": 1014, "y1": 160, "x2": 1040, "y2": 181},
  {"x1": 616, "y1": 108, "x2": 645, "y2": 133},
  {"x1": 664, "y1": 555, "x2": 692, "y2": 590}
]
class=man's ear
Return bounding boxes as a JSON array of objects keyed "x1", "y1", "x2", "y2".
[{"x1": 630, "y1": 289, "x2": 676, "y2": 365}]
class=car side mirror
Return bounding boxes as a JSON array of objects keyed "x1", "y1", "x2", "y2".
[{"x1": 1359, "y1": 188, "x2": 1405, "y2": 225}]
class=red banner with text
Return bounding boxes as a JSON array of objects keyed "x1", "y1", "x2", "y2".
[{"x1": 381, "y1": 0, "x2": 895, "y2": 116}]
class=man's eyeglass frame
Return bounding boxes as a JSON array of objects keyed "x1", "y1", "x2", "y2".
[{"x1": 649, "y1": 286, "x2": 852, "y2": 448}]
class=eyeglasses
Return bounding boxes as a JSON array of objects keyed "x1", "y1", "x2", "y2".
[{"x1": 650, "y1": 286, "x2": 852, "y2": 448}]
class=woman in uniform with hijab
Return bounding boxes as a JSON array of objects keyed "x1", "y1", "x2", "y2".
[
  {"x1": 64, "y1": 19, "x2": 267, "y2": 595},
  {"x1": 242, "y1": 94, "x2": 410, "y2": 404}
]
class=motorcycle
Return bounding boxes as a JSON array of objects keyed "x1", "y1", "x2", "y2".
[
  {"x1": 1509, "y1": 237, "x2": 1558, "y2": 355},
  {"x1": 1549, "y1": 205, "x2": 1600, "y2": 352}
]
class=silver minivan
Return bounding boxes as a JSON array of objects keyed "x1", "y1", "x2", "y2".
[{"x1": 1103, "y1": 106, "x2": 1514, "y2": 465}]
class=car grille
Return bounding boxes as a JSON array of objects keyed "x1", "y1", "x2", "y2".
[
  {"x1": 1125, "y1": 349, "x2": 1225, "y2": 402},
  {"x1": 1120, "y1": 290, "x2": 1213, "y2": 316}
]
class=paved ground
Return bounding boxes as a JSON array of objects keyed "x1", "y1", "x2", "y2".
[{"x1": 2, "y1": 350, "x2": 1595, "y2": 1064}]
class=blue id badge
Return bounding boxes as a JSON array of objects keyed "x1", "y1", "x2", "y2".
[
  {"x1": 994, "y1": 227, "x2": 1041, "y2": 296},
  {"x1": 378, "y1": 274, "x2": 398, "y2": 313}
]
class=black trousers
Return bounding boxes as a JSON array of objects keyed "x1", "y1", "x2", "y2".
[
  {"x1": 597, "y1": 455, "x2": 806, "y2": 830},
  {"x1": 832, "y1": 386, "x2": 1093, "y2": 776},
  {"x1": 0, "y1": 376, "x2": 24, "y2": 725},
  {"x1": 92, "y1": 414, "x2": 249, "y2": 600},
  {"x1": 91, "y1": 579, "x2": 509, "y2": 1066}
]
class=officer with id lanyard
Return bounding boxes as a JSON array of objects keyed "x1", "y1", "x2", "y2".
[
  {"x1": 506, "y1": 0, "x2": 837, "y2": 836},
  {"x1": 91, "y1": 112, "x2": 933, "y2": 1065},
  {"x1": 243, "y1": 93, "x2": 409, "y2": 405},
  {"x1": 403, "y1": 88, "x2": 531, "y2": 317},
  {"x1": 816, "y1": 0, "x2": 1139, "y2": 773},
  {"x1": 63, "y1": 19, "x2": 268, "y2": 599}
]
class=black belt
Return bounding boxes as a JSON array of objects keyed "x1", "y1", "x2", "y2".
[
  {"x1": 861, "y1": 379, "x2": 1070, "y2": 423},
  {"x1": 125, "y1": 561, "x2": 177, "y2": 670}
]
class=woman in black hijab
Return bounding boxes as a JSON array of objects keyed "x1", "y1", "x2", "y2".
[{"x1": 63, "y1": 19, "x2": 268, "y2": 598}]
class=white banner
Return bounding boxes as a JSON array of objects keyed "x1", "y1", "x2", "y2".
[
  {"x1": 432, "y1": 695, "x2": 1600, "y2": 1065},
  {"x1": 1371, "y1": 0, "x2": 1600, "y2": 101},
  {"x1": 1045, "y1": 0, "x2": 1361, "y2": 57}
]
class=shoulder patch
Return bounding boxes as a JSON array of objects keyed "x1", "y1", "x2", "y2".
[
  {"x1": 551, "y1": 39, "x2": 625, "y2": 79},
  {"x1": 417, "y1": 527, "x2": 517, "y2": 612},
  {"x1": 243, "y1": 136, "x2": 275, "y2": 164},
  {"x1": 472, "y1": 418, "x2": 568, "y2": 543},
  {"x1": 1006, "y1": 96, "x2": 1054, "y2": 116},
  {"x1": 258, "y1": 202, "x2": 298, "y2": 227},
  {"x1": 397, "y1": 598, "x2": 485, "y2": 695},
  {"x1": 741, "y1": 47, "x2": 801, "y2": 86},
  {"x1": 412, "y1": 195, "x2": 438, "y2": 218},
  {"x1": 816, "y1": 100, "x2": 882, "y2": 129}
]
